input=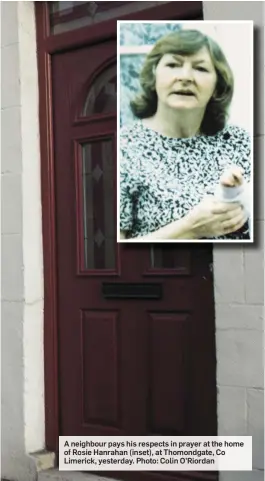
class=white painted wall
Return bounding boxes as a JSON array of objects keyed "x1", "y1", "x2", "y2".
[
  {"x1": 1, "y1": 1, "x2": 45, "y2": 480},
  {"x1": 0, "y1": 1, "x2": 264, "y2": 481},
  {"x1": 204, "y1": 2, "x2": 264, "y2": 481}
]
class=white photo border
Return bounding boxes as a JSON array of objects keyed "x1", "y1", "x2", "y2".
[{"x1": 116, "y1": 20, "x2": 254, "y2": 243}]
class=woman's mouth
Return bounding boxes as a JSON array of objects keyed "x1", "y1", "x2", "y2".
[{"x1": 172, "y1": 90, "x2": 196, "y2": 97}]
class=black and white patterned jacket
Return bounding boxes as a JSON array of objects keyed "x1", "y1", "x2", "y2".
[{"x1": 119, "y1": 121, "x2": 251, "y2": 240}]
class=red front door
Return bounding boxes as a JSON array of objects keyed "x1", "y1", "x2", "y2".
[{"x1": 52, "y1": 37, "x2": 217, "y2": 481}]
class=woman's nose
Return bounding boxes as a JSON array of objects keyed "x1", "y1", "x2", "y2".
[{"x1": 176, "y1": 64, "x2": 194, "y2": 81}]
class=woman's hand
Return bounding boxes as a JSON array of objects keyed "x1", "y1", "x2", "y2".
[
  {"x1": 186, "y1": 196, "x2": 247, "y2": 238},
  {"x1": 220, "y1": 165, "x2": 244, "y2": 187},
  {"x1": 119, "y1": 197, "x2": 247, "y2": 241}
]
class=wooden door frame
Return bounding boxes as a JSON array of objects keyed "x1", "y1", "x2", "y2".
[{"x1": 35, "y1": 0, "x2": 204, "y2": 453}]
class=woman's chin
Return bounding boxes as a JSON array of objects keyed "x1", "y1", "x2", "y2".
[
  {"x1": 170, "y1": 103, "x2": 197, "y2": 110},
  {"x1": 168, "y1": 98, "x2": 197, "y2": 109}
]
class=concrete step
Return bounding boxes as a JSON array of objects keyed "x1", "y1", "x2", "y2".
[{"x1": 38, "y1": 469, "x2": 120, "y2": 481}]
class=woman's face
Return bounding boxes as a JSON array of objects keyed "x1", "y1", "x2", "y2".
[{"x1": 154, "y1": 46, "x2": 217, "y2": 112}]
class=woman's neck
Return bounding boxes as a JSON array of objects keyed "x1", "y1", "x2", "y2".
[{"x1": 143, "y1": 106, "x2": 205, "y2": 139}]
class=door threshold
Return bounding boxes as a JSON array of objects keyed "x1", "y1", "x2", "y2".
[{"x1": 38, "y1": 468, "x2": 120, "y2": 481}]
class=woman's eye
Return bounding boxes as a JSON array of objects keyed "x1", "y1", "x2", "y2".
[
  {"x1": 166, "y1": 63, "x2": 208, "y2": 72},
  {"x1": 166, "y1": 63, "x2": 180, "y2": 68},
  {"x1": 195, "y1": 67, "x2": 208, "y2": 72}
]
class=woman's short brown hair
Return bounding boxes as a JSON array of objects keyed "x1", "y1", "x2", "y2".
[{"x1": 130, "y1": 29, "x2": 234, "y2": 135}]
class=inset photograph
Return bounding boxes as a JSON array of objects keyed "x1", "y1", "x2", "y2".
[{"x1": 117, "y1": 21, "x2": 253, "y2": 242}]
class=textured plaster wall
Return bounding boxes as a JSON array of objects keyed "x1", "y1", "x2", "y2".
[
  {"x1": 204, "y1": 2, "x2": 264, "y2": 481},
  {"x1": 1, "y1": 1, "x2": 44, "y2": 480}
]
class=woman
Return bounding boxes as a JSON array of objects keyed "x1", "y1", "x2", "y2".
[{"x1": 119, "y1": 29, "x2": 251, "y2": 240}]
